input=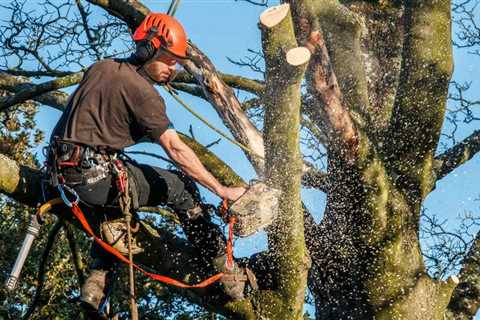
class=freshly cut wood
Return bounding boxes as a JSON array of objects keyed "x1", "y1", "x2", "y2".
[
  {"x1": 448, "y1": 275, "x2": 460, "y2": 285},
  {"x1": 287, "y1": 47, "x2": 311, "y2": 66},
  {"x1": 260, "y1": 4, "x2": 290, "y2": 28}
]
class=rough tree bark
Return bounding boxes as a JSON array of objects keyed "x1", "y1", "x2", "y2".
[
  {"x1": 2, "y1": 0, "x2": 480, "y2": 319},
  {"x1": 286, "y1": 1, "x2": 469, "y2": 319}
]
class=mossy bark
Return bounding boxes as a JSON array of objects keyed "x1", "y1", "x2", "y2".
[
  {"x1": 5, "y1": 0, "x2": 478, "y2": 319},
  {"x1": 304, "y1": 1, "x2": 458, "y2": 319},
  {"x1": 260, "y1": 4, "x2": 311, "y2": 319},
  {"x1": 446, "y1": 233, "x2": 480, "y2": 320}
]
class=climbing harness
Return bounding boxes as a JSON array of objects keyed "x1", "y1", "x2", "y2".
[{"x1": 60, "y1": 194, "x2": 234, "y2": 288}]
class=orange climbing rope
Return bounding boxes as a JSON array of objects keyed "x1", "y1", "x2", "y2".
[
  {"x1": 71, "y1": 201, "x2": 234, "y2": 288},
  {"x1": 51, "y1": 196, "x2": 236, "y2": 289}
]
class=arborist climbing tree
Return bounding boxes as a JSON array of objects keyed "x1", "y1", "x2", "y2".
[
  {"x1": 1, "y1": 0, "x2": 480, "y2": 320},
  {"x1": 43, "y1": 12, "x2": 252, "y2": 319}
]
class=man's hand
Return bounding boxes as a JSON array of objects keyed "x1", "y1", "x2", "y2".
[{"x1": 219, "y1": 186, "x2": 247, "y2": 202}]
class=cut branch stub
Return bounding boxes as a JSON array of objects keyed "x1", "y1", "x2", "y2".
[
  {"x1": 286, "y1": 47, "x2": 311, "y2": 66},
  {"x1": 259, "y1": 4, "x2": 290, "y2": 28},
  {"x1": 261, "y1": 3, "x2": 311, "y2": 319}
]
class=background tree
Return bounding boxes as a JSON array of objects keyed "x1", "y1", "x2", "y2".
[{"x1": 0, "y1": 0, "x2": 479, "y2": 319}]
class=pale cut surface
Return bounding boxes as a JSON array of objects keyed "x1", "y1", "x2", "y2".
[
  {"x1": 259, "y1": 3, "x2": 290, "y2": 28},
  {"x1": 286, "y1": 47, "x2": 312, "y2": 66},
  {"x1": 449, "y1": 275, "x2": 460, "y2": 285}
]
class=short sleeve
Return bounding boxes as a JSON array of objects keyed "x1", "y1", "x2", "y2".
[{"x1": 133, "y1": 95, "x2": 172, "y2": 141}]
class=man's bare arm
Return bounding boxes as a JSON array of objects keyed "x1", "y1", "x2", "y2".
[{"x1": 157, "y1": 129, "x2": 245, "y2": 201}]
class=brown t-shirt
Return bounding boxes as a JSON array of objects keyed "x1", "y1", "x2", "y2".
[{"x1": 52, "y1": 59, "x2": 172, "y2": 150}]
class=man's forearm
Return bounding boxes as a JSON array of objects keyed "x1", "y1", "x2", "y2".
[{"x1": 159, "y1": 132, "x2": 225, "y2": 197}]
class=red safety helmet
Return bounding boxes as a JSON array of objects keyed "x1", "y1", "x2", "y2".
[{"x1": 133, "y1": 13, "x2": 188, "y2": 59}]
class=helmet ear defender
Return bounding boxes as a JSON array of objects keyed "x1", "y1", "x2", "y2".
[
  {"x1": 134, "y1": 27, "x2": 160, "y2": 63},
  {"x1": 135, "y1": 40, "x2": 156, "y2": 63}
]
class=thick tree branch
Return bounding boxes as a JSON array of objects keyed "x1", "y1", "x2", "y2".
[
  {"x1": 0, "y1": 72, "x2": 84, "y2": 112},
  {"x1": 447, "y1": 232, "x2": 480, "y2": 319},
  {"x1": 85, "y1": 0, "x2": 149, "y2": 30},
  {"x1": 434, "y1": 130, "x2": 480, "y2": 182},
  {"x1": 387, "y1": 0, "x2": 453, "y2": 191},
  {"x1": 3, "y1": 69, "x2": 73, "y2": 78},
  {"x1": 261, "y1": 4, "x2": 311, "y2": 318},
  {"x1": 180, "y1": 43, "x2": 266, "y2": 175},
  {"x1": 0, "y1": 72, "x2": 69, "y2": 110},
  {"x1": 286, "y1": 0, "x2": 359, "y2": 162},
  {"x1": 174, "y1": 71, "x2": 265, "y2": 95}
]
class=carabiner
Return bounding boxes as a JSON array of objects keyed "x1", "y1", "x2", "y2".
[{"x1": 57, "y1": 185, "x2": 79, "y2": 208}]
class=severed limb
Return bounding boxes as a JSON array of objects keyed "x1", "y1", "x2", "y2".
[{"x1": 286, "y1": 0, "x2": 360, "y2": 163}]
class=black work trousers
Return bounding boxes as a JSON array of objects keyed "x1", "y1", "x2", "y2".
[{"x1": 71, "y1": 160, "x2": 227, "y2": 270}]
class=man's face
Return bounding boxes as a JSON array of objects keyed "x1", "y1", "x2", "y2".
[{"x1": 143, "y1": 51, "x2": 178, "y2": 83}]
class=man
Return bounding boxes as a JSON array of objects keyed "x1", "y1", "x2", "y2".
[{"x1": 48, "y1": 13, "x2": 248, "y2": 318}]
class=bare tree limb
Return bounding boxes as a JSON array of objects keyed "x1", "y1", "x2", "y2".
[
  {"x1": 75, "y1": 0, "x2": 101, "y2": 60},
  {"x1": 3, "y1": 69, "x2": 73, "y2": 78},
  {"x1": 0, "y1": 72, "x2": 69, "y2": 110},
  {"x1": 434, "y1": 130, "x2": 480, "y2": 182},
  {"x1": 174, "y1": 71, "x2": 265, "y2": 95},
  {"x1": 85, "y1": 0, "x2": 149, "y2": 30},
  {"x1": 181, "y1": 43, "x2": 266, "y2": 175},
  {"x1": 0, "y1": 72, "x2": 84, "y2": 112}
]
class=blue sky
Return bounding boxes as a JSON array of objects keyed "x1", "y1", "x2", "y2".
[{"x1": 3, "y1": 0, "x2": 479, "y2": 317}]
